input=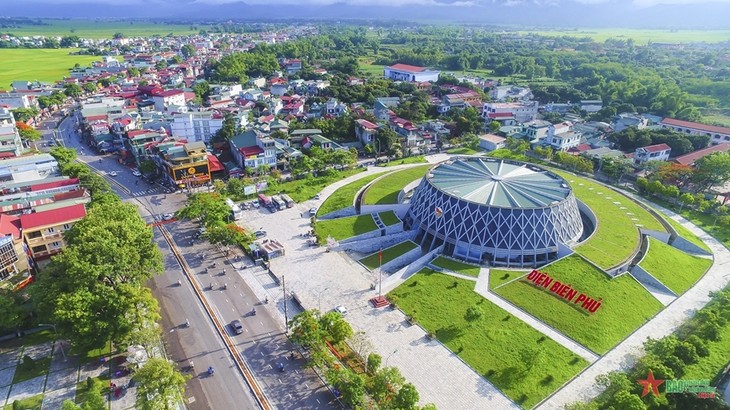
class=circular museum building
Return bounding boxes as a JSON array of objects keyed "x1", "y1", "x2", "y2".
[{"x1": 405, "y1": 157, "x2": 584, "y2": 267}]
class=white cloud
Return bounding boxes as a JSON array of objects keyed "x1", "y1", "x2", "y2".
[{"x1": 632, "y1": 0, "x2": 730, "y2": 5}]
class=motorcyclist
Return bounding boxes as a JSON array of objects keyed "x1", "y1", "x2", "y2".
[
  {"x1": 252, "y1": 308, "x2": 257, "y2": 315},
  {"x1": 264, "y1": 297, "x2": 269, "y2": 304},
  {"x1": 177, "y1": 279, "x2": 181, "y2": 286},
  {"x1": 223, "y1": 283, "x2": 227, "y2": 290},
  {"x1": 185, "y1": 319, "x2": 190, "y2": 327}
]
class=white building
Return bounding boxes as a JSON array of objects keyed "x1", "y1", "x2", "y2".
[
  {"x1": 383, "y1": 64, "x2": 440, "y2": 83},
  {"x1": 482, "y1": 101, "x2": 538, "y2": 123},
  {"x1": 634, "y1": 143, "x2": 671, "y2": 165},
  {"x1": 660, "y1": 118, "x2": 730, "y2": 146},
  {"x1": 478, "y1": 134, "x2": 506, "y2": 152},
  {"x1": 0, "y1": 92, "x2": 38, "y2": 110},
  {"x1": 152, "y1": 90, "x2": 186, "y2": 112},
  {"x1": 579, "y1": 100, "x2": 603, "y2": 113},
  {"x1": 0, "y1": 108, "x2": 25, "y2": 158},
  {"x1": 355, "y1": 119, "x2": 379, "y2": 145},
  {"x1": 544, "y1": 122, "x2": 581, "y2": 152},
  {"x1": 171, "y1": 111, "x2": 228, "y2": 143}
]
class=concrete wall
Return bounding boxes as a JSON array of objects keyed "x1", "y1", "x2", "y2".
[
  {"x1": 380, "y1": 245, "x2": 423, "y2": 273},
  {"x1": 630, "y1": 265, "x2": 677, "y2": 297},
  {"x1": 672, "y1": 236, "x2": 713, "y2": 256},
  {"x1": 360, "y1": 203, "x2": 411, "y2": 219},
  {"x1": 318, "y1": 206, "x2": 357, "y2": 220},
  {"x1": 397, "y1": 178, "x2": 425, "y2": 203},
  {"x1": 575, "y1": 199, "x2": 597, "y2": 244},
  {"x1": 334, "y1": 231, "x2": 416, "y2": 254},
  {"x1": 339, "y1": 228, "x2": 381, "y2": 244},
  {"x1": 390, "y1": 245, "x2": 445, "y2": 282},
  {"x1": 640, "y1": 228, "x2": 671, "y2": 244}
]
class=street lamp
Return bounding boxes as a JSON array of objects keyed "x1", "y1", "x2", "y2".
[
  {"x1": 38, "y1": 323, "x2": 65, "y2": 360},
  {"x1": 317, "y1": 287, "x2": 329, "y2": 312},
  {"x1": 385, "y1": 348, "x2": 399, "y2": 367}
]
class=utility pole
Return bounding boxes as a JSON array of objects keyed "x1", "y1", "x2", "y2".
[{"x1": 283, "y1": 275, "x2": 288, "y2": 333}]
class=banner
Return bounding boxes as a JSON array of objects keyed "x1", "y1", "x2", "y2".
[{"x1": 244, "y1": 185, "x2": 256, "y2": 195}]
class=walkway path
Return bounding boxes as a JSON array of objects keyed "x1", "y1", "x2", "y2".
[
  {"x1": 473, "y1": 269, "x2": 600, "y2": 363},
  {"x1": 538, "y1": 198, "x2": 730, "y2": 409}
]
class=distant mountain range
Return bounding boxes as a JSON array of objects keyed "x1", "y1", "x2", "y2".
[{"x1": 4, "y1": 1, "x2": 730, "y2": 29}]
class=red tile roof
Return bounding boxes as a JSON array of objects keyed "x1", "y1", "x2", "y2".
[
  {"x1": 641, "y1": 143, "x2": 671, "y2": 153},
  {"x1": 239, "y1": 146, "x2": 264, "y2": 157},
  {"x1": 19, "y1": 203, "x2": 86, "y2": 230},
  {"x1": 388, "y1": 63, "x2": 426, "y2": 73},
  {"x1": 52, "y1": 190, "x2": 86, "y2": 201},
  {"x1": 31, "y1": 178, "x2": 80, "y2": 192},
  {"x1": 154, "y1": 89, "x2": 184, "y2": 98},
  {"x1": 356, "y1": 119, "x2": 378, "y2": 130},
  {"x1": 661, "y1": 118, "x2": 730, "y2": 135},
  {"x1": 207, "y1": 154, "x2": 225, "y2": 172},
  {"x1": 0, "y1": 214, "x2": 21, "y2": 239},
  {"x1": 0, "y1": 152, "x2": 16, "y2": 159},
  {"x1": 672, "y1": 143, "x2": 730, "y2": 166}
]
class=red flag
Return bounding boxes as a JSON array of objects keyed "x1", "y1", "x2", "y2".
[{"x1": 378, "y1": 248, "x2": 383, "y2": 266}]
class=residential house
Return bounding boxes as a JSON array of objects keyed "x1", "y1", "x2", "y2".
[
  {"x1": 479, "y1": 134, "x2": 506, "y2": 152},
  {"x1": 483, "y1": 101, "x2": 538, "y2": 123},
  {"x1": 0, "y1": 154, "x2": 58, "y2": 184},
  {"x1": 389, "y1": 117, "x2": 419, "y2": 147},
  {"x1": 152, "y1": 89, "x2": 186, "y2": 112},
  {"x1": 522, "y1": 120, "x2": 552, "y2": 144},
  {"x1": 283, "y1": 59, "x2": 303, "y2": 75},
  {"x1": 633, "y1": 143, "x2": 671, "y2": 166},
  {"x1": 355, "y1": 119, "x2": 379, "y2": 145},
  {"x1": 170, "y1": 111, "x2": 225, "y2": 143},
  {"x1": 229, "y1": 129, "x2": 277, "y2": 171},
  {"x1": 270, "y1": 83, "x2": 289, "y2": 97},
  {"x1": 0, "y1": 108, "x2": 25, "y2": 159},
  {"x1": 383, "y1": 64, "x2": 440, "y2": 82},
  {"x1": 21, "y1": 203, "x2": 87, "y2": 261},
  {"x1": 324, "y1": 98, "x2": 348, "y2": 117},
  {"x1": 489, "y1": 85, "x2": 532, "y2": 102},
  {"x1": 373, "y1": 99, "x2": 396, "y2": 122},
  {"x1": 438, "y1": 91, "x2": 482, "y2": 114},
  {"x1": 613, "y1": 113, "x2": 649, "y2": 133},
  {"x1": 149, "y1": 140, "x2": 211, "y2": 188},
  {"x1": 660, "y1": 118, "x2": 730, "y2": 146},
  {"x1": 0, "y1": 92, "x2": 38, "y2": 110},
  {"x1": 580, "y1": 100, "x2": 603, "y2": 113},
  {"x1": 672, "y1": 143, "x2": 730, "y2": 166},
  {"x1": 544, "y1": 122, "x2": 581, "y2": 152}
]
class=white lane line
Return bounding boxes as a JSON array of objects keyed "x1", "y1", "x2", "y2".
[
  {"x1": 278, "y1": 378, "x2": 283, "y2": 384},
  {"x1": 304, "y1": 383, "x2": 309, "y2": 389},
  {"x1": 268, "y1": 332, "x2": 272, "y2": 337},
  {"x1": 316, "y1": 399, "x2": 321, "y2": 404}
]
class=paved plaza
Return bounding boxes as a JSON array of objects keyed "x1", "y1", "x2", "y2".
[{"x1": 0, "y1": 338, "x2": 138, "y2": 409}]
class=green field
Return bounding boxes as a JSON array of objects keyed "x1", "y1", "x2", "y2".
[
  {"x1": 515, "y1": 29, "x2": 730, "y2": 44},
  {"x1": 359, "y1": 240, "x2": 418, "y2": 270},
  {"x1": 388, "y1": 270, "x2": 588, "y2": 408},
  {"x1": 554, "y1": 170, "x2": 666, "y2": 269},
  {"x1": 3, "y1": 394, "x2": 43, "y2": 410},
  {"x1": 489, "y1": 268, "x2": 529, "y2": 289},
  {"x1": 378, "y1": 210, "x2": 400, "y2": 226},
  {"x1": 663, "y1": 215, "x2": 711, "y2": 253},
  {"x1": 495, "y1": 255, "x2": 663, "y2": 354},
  {"x1": 0, "y1": 49, "x2": 98, "y2": 90},
  {"x1": 273, "y1": 168, "x2": 364, "y2": 203},
  {"x1": 7, "y1": 19, "x2": 202, "y2": 39},
  {"x1": 430, "y1": 256, "x2": 481, "y2": 278},
  {"x1": 377, "y1": 156, "x2": 428, "y2": 167},
  {"x1": 314, "y1": 215, "x2": 377, "y2": 243},
  {"x1": 639, "y1": 238, "x2": 712, "y2": 295},
  {"x1": 446, "y1": 147, "x2": 481, "y2": 155},
  {"x1": 357, "y1": 57, "x2": 385, "y2": 76},
  {"x1": 317, "y1": 173, "x2": 383, "y2": 216},
  {"x1": 363, "y1": 165, "x2": 430, "y2": 205}
]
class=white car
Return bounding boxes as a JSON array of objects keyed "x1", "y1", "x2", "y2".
[
  {"x1": 132, "y1": 170, "x2": 142, "y2": 177},
  {"x1": 162, "y1": 213, "x2": 175, "y2": 221},
  {"x1": 309, "y1": 207, "x2": 317, "y2": 217},
  {"x1": 313, "y1": 193, "x2": 321, "y2": 200},
  {"x1": 334, "y1": 305, "x2": 348, "y2": 316},
  {"x1": 108, "y1": 171, "x2": 118, "y2": 177}
]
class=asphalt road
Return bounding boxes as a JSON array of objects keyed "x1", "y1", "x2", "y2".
[{"x1": 53, "y1": 111, "x2": 335, "y2": 409}]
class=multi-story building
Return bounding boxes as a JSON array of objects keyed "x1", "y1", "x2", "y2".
[
  {"x1": 230, "y1": 129, "x2": 277, "y2": 171},
  {"x1": 355, "y1": 119, "x2": 379, "y2": 145},
  {"x1": 0, "y1": 154, "x2": 58, "y2": 184},
  {"x1": 149, "y1": 141, "x2": 211, "y2": 188},
  {"x1": 0, "y1": 108, "x2": 25, "y2": 159},
  {"x1": 634, "y1": 143, "x2": 671, "y2": 165},
  {"x1": 544, "y1": 122, "x2": 581, "y2": 152},
  {"x1": 151, "y1": 89, "x2": 186, "y2": 112},
  {"x1": 170, "y1": 111, "x2": 225, "y2": 143},
  {"x1": 20, "y1": 203, "x2": 87, "y2": 261},
  {"x1": 660, "y1": 118, "x2": 730, "y2": 146},
  {"x1": 0, "y1": 92, "x2": 38, "y2": 110},
  {"x1": 383, "y1": 64, "x2": 440, "y2": 83},
  {"x1": 482, "y1": 101, "x2": 539, "y2": 123}
]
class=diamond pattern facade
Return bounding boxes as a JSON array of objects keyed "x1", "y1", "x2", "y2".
[{"x1": 406, "y1": 158, "x2": 583, "y2": 267}]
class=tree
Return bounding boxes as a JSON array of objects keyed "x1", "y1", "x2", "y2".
[
  {"x1": 319, "y1": 311, "x2": 353, "y2": 344},
  {"x1": 181, "y1": 44, "x2": 196, "y2": 58},
  {"x1": 64, "y1": 84, "x2": 83, "y2": 98},
  {"x1": 138, "y1": 159, "x2": 157, "y2": 175},
  {"x1": 392, "y1": 383, "x2": 420, "y2": 410},
  {"x1": 691, "y1": 152, "x2": 730, "y2": 193},
  {"x1": 83, "y1": 82, "x2": 97, "y2": 94},
  {"x1": 11, "y1": 107, "x2": 39, "y2": 123},
  {"x1": 134, "y1": 358, "x2": 187, "y2": 410},
  {"x1": 49, "y1": 146, "x2": 77, "y2": 167},
  {"x1": 16, "y1": 122, "x2": 42, "y2": 147},
  {"x1": 370, "y1": 366, "x2": 405, "y2": 405},
  {"x1": 213, "y1": 113, "x2": 238, "y2": 142},
  {"x1": 177, "y1": 192, "x2": 230, "y2": 228},
  {"x1": 32, "y1": 203, "x2": 163, "y2": 351},
  {"x1": 113, "y1": 32, "x2": 124, "y2": 39},
  {"x1": 367, "y1": 353, "x2": 382, "y2": 376},
  {"x1": 289, "y1": 310, "x2": 324, "y2": 349},
  {"x1": 489, "y1": 120, "x2": 501, "y2": 132},
  {"x1": 0, "y1": 293, "x2": 20, "y2": 332},
  {"x1": 328, "y1": 367, "x2": 365, "y2": 407},
  {"x1": 464, "y1": 305, "x2": 484, "y2": 322},
  {"x1": 127, "y1": 67, "x2": 140, "y2": 78}
]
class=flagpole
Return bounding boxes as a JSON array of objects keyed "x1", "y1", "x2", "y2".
[{"x1": 378, "y1": 248, "x2": 383, "y2": 297}]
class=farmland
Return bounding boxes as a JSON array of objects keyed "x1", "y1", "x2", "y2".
[{"x1": 0, "y1": 49, "x2": 97, "y2": 90}]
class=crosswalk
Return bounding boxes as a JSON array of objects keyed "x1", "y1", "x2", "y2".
[{"x1": 131, "y1": 188, "x2": 164, "y2": 197}]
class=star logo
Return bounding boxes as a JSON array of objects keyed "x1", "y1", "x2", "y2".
[{"x1": 638, "y1": 370, "x2": 664, "y2": 398}]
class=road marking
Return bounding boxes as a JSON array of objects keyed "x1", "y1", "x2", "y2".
[
  {"x1": 287, "y1": 393, "x2": 292, "y2": 399},
  {"x1": 304, "y1": 383, "x2": 308, "y2": 389},
  {"x1": 225, "y1": 299, "x2": 229, "y2": 303},
  {"x1": 260, "y1": 322, "x2": 264, "y2": 326},
  {"x1": 268, "y1": 332, "x2": 272, "y2": 337},
  {"x1": 278, "y1": 378, "x2": 283, "y2": 384},
  {"x1": 316, "y1": 399, "x2": 321, "y2": 404}
]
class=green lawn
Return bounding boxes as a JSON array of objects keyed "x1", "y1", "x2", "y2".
[
  {"x1": 388, "y1": 269, "x2": 588, "y2": 408},
  {"x1": 553, "y1": 170, "x2": 666, "y2": 269},
  {"x1": 314, "y1": 215, "x2": 378, "y2": 243},
  {"x1": 663, "y1": 215, "x2": 711, "y2": 253},
  {"x1": 446, "y1": 147, "x2": 481, "y2": 155},
  {"x1": 515, "y1": 28, "x2": 730, "y2": 44},
  {"x1": 378, "y1": 211, "x2": 400, "y2": 226},
  {"x1": 495, "y1": 255, "x2": 663, "y2": 354},
  {"x1": 8, "y1": 19, "x2": 202, "y2": 39},
  {"x1": 19, "y1": 330, "x2": 55, "y2": 347},
  {"x1": 317, "y1": 173, "x2": 383, "y2": 216},
  {"x1": 3, "y1": 394, "x2": 43, "y2": 410},
  {"x1": 357, "y1": 57, "x2": 385, "y2": 76},
  {"x1": 489, "y1": 269, "x2": 529, "y2": 289},
  {"x1": 70, "y1": 341, "x2": 112, "y2": 364},
  {"x1": 360, "y1": 241, "x2": 418, "y2": 270},
  {"x1": 272, "y1": 168, "x2": 364, "y2": 203},
  {"x1": 0, "y1": 49, "x2": 98, "y2": 90},
  {"x1": 363, "y1": 165, "x2": 430, "y2": 205},
  {"x1": 639, "y1": 238, "x2": 712, "y2": 295},
  {"x1": 13, "y1": 356, "x2": 52, "y2": 384},
  {"x1": 377, "y1": 156, "x2": 428, "y2": 167},
  {"x1": 75, "y1": 375, "x2": 111, "y2": 406},
  {"x1": 430, "y1": 256, "x2": 481, "y2": 278}
]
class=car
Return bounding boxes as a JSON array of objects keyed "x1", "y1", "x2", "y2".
[
  {"x1": 309, "y1": 207, "x2": 317, "y2": 217},
  {"x1": 254, "y1": 230, "x2": 267, "y2": 238},
  {"x1": 162, "y1": 213, "x2": 175, "y2": 221},
  {"x1": 313, "y1": 193, "x2": 321, "y2": 200},
  {"x1": 230, "y1": 319, "x2": 243, "y2": 335},
  {"x1": 108, "y1": 171, "x2": 117, "y2": 177},
  {"x1": 132, "y1": 170, "x2": 142, "y2": 177},
  {"x1": 252, "y1": 202, "x2": 260, "y2": 209},
  {"x1": 334, "y1": 305, "x2": 348, "y2": 316}
]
